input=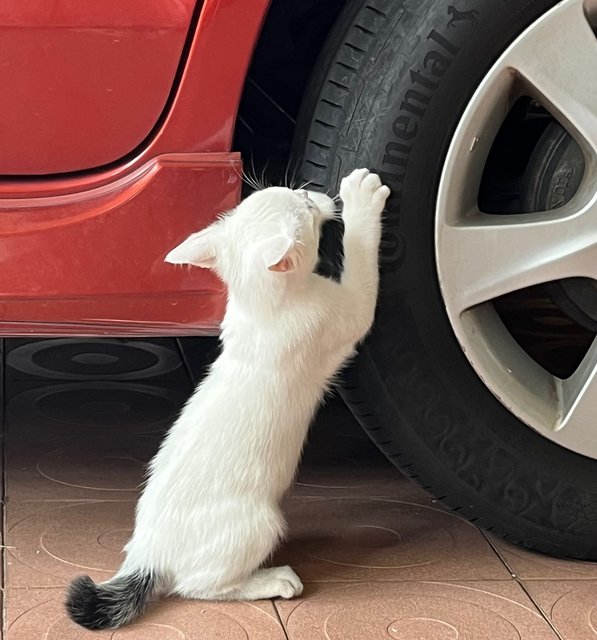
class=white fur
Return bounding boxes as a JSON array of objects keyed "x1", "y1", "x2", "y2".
[{"x1": 118, "y1": 169, "x2": 390, "y2": 601}]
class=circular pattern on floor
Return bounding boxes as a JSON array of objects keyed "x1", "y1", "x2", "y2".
[
  {"x1": 278, "y1": 582, "x2": 552, "y2": 639},
  {"x1": 36, "y1": 443, "x2": 154, "y2": 492},
  {"x1": 324, "y1": 594, "x2": 519, "y2": 639},
  {"x1": 6, "y1": 382, "x2": 185, "y2": 433},
  {"x1": 8, "y1": 502, "x2": 134, "y2": 580},
  {"x1": 283, "y1": 498, "x2": 456, "y2": 572},
  {"x1": 6, "y1": 339, "x2": 182, "y2": 380},
  {"x1": 533, "y1": 581, "x2": 597, "y2": 638},
  {"x1": 296, "y1": 453, "x2": 397, "y2": 491},
  {"x1": 279, "y1": 496, "x2": 506, "y2": 581},
  {"x1": 7, "y1": 591, "x2": 284, "y2": 639}
]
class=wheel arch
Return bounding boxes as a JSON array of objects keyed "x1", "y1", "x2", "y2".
[{"x1": 233, "y1": 0, "x2": 349, "y2": 184}]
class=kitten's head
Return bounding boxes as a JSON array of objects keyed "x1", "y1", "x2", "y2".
[{"x1": 165, "y1": 187, "x2": 336, "y2": 288}]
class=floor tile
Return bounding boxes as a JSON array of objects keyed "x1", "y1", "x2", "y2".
[
  {"x1": 6, "y1": 433, "x2": 158, "y2": 502},
  {"x1": 490, "y1": 536, "x2": 597, "y2": 580},
  {"x1": 276, "y1": 495, "x2": 511, "y2": 582},
  {"x1": 6, "y1": 501, "x2": 135, "y2": 587},
  {"x1": 275, "y1": 581, "x2": 558, "y2": 639},
  {"x1": 523, "y1": 580, "x2": 597, "y2": 640},
  {"x1": 6, "y1": 588, "x2": 286, "y2": 639},
  {"x1": 293, "y1": 465, "x2": 429, "y2": 500},
  {"x1": 295, "y1": 401, "x2": 429, "y2": 500},
  {"x1": 4, "y1": 336, "x2": 596, "y2": 638}
]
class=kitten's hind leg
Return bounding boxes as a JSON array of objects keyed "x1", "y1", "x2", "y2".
[
  {"x1": 232, "y1": 566, "x2": 303, "y2": 600},
  {"x1": 186, "y1": 566, "x2": 303, "y2": 601}
]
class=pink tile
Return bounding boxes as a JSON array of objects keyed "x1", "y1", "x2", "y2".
[
  {"x1": 6, "y1": 436, "x2": 156, "y2": 502},
  {"x1": 6, "y1": 501, "x2": 135, "y2": 587},
  {"x1": 276, "y1": 495, "x2": 511, "y2": 581},
  {"x1": 523, "y1": 580, "x2": 597, "y2": 640},
  {"x1": 293, "y1": 463, "x2": 429, "y2": 499},
  {"x1": 490, "y1": 536, "x2": 597, "y2": 580},
  {"x1": 6, "y1": 588, "x2": 286, "y2": 639},
  {"x1": 275, "y1": 581, "x2": 557, "y2": 639}
]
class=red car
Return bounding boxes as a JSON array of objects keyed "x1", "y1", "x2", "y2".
[{"x1": 4, "y1": 0, "x2": 596, "y2": 560}]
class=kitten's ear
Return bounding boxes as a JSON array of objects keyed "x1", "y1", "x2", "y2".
[
  {"x1": 263, "y1": 236, "x2": 296, "y2": 273},
  {"x1": 165, "y1": 226, "x2": 220, "y2": 269}
]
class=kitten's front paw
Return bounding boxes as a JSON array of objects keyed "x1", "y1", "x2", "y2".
[{"x1": 340, "y1": 168, "x2": 391, "y2": 221}]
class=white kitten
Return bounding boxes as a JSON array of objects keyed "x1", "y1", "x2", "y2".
[{"x1": 66, "y1": 168, "x2": 390, "y2": 629}]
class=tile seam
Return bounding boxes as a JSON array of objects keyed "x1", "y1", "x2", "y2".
[{"x1": 480, "y1": 528, "x2": 564, "y2": 639}]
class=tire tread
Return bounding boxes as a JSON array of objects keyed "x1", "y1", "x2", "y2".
[{"x1": 292, "y1": 0, "x2": 597, "y2": 561}]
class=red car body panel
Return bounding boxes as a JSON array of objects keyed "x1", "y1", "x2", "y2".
[
  {"x1": 0, "y1": 0, "x2": 196, "y2": 174},
  {"x1": 0, "y1": 0, "x2": 272, "y2": 336}
]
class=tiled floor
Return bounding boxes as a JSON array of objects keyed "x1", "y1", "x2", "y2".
[{"x1": 1, "y1": 337, "x2": 596, "y2": 639}]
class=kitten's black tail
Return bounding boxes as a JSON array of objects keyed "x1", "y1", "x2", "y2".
[{"x1": 66, "y1": 570, "x2": 156, "y2": 630}]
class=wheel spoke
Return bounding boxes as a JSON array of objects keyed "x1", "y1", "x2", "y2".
[
  {"x1": 557, "y1": 337, "x2": 597, "y2": 450},
  {"x1": 508, "y1": 0, "x2": 597, "y2": 151},
  {"x1": 438, "y1": 208, "x2": 597, "y2": 314},
  {"x1": 435, "y1": 0, "x2": 597, "y2": 459}
]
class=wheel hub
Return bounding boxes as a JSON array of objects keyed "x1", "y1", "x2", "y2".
[
  {"x1": 435, "y1": 0, "x2": 597, "y2": 459},
  {"x1": 521, "y1": 121, "x2": 597, "y2": 331}
]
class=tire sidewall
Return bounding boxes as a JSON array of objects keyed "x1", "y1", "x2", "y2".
[{"x1": 308, "y1": 0, "x2": 597, "y2": 554}]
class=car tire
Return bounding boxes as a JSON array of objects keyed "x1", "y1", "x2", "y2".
[{"x1": 292, "y1": 0, "x2": 597, "y2": 559}]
